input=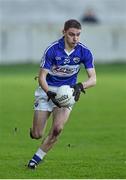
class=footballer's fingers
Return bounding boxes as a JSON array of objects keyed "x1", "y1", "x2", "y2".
[{"x1": 74, "y1": 91, "x2": 81, "y2": 101}]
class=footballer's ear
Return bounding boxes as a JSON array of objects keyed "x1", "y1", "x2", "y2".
[{"x1": 62, "y1": 29, "x2": 65, "y2": 35}]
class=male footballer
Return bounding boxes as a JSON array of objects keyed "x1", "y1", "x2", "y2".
[{"x1": 27, "y1": 19, "x2": 96, "y2": 169}]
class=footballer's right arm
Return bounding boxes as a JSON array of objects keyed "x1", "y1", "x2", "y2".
[
  {"x1": 38, "y1": 68, "x2": 49, "y2": 93},
  {"x1": 38, "y1": 68, "x2": 61, "y2": 107}
]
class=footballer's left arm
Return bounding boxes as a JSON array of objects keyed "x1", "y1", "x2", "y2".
[{"x1": 82, "y1": 68, "x2": 96, "y2": 89}]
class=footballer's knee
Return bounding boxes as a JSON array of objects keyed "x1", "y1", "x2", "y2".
[
  {"x1": 33, "y1": 133, "x2": 42, "y2": 139},
  {"x1": 46, "y1": 126, "x2": 63, "y2": 145},
  {"x1": 30, "y1": 129, "x2": 42, "y2": 139},
  {"x1": 49, "y1": 127, "x2": 62, "y2": 143},
  {"x1": 52, "y1": 126, "x2": 63, "y2": 138}
]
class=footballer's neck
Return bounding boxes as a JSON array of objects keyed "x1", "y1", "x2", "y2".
[{"x1": 65, "y1": 42, "x2": 75, "y2": 53}]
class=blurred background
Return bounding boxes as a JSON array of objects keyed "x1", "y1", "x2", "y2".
[{"x1": 0, "y1": 0, "x2": 126, "y2": 64}]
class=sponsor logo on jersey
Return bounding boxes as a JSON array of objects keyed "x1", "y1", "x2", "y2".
[{"x1": 49, "y1": 65, "x2": 80, "y2": 77}]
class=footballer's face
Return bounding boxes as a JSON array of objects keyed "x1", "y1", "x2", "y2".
[{"x1": 63, "y1": 28, "x2": 81, "y2": 49}]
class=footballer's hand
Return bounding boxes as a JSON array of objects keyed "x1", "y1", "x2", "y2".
[
  {"x1": 73, "y1": 83, "x2": 85, "y2": 101},
  {"x1": 47, "y1": 91, "x2": 61, "y2": 108}
]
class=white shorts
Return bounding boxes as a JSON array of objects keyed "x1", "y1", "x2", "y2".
[{"x1": 34, "y1": 86, "x2": 59, "y2": 112}]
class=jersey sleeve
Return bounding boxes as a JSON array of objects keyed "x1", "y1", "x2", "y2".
[
  {"x1": 82, "y1": 49, "x2": 94, "y2": 69},
  {"x1": 40, "y1": 48, "x2": 54, "y2": 70}
]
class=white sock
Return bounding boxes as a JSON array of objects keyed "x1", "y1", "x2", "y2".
[{"x1": 35, "y1": 148, "x2": 46, "y2": 160}]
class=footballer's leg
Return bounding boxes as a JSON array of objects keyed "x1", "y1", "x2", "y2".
[
  {"x1": 28, "y1": 110, "x2": 51, "y2": 169},
  {"x1": 30, "y1": 110, "x2": 51, "y2": 139},
  {"x1": 40, "y1": 107, "x2": 71, "y2": 152},
  {"x1": 28, "y1": 107, "x2": 71, "y2": 169}
]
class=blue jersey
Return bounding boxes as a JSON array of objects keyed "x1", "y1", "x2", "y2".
[{"x1": 40, "y1": 37, "x2": 94, "y2": 87}]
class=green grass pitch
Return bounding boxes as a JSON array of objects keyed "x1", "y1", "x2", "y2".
[{"x1": 0, "y1": 63, "x2": 126, "y2": 178}]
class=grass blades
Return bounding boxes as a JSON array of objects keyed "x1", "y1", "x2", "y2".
[{"x1": 0, "y1": 63, "x2": 126, "y2": 178}]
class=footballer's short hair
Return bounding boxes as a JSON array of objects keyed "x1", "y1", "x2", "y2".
[{"x1": 64, "y1": 19, "x2": 82, "y2": 31}]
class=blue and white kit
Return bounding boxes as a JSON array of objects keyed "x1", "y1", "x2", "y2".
[
  {"x1": 40, "y1": 37, "x2": 94, "y2": 87},
  {"x1": 34, "y1": 37, "x2": 94, "y2": 111}
]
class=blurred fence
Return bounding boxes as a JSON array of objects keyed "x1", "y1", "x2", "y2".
[{"x1": 0, "y1": 23, "x2": 126, "y2": 64}]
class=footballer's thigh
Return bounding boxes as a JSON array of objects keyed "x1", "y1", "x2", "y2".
[
  {"x1": 52, "y1": 107, "x2": 71, "y2": 133},
  {"x1": 32, "y1": 110, "x2": 51, "y2": 139}
]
